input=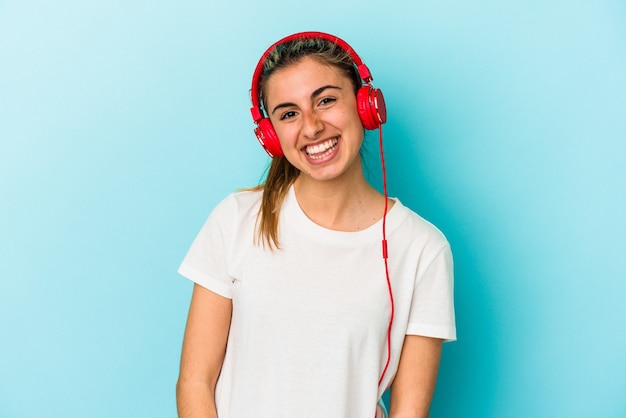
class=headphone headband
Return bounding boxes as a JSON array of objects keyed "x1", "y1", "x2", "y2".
[
  {"x1": 250, "y1": 31, "x2": 372, "y2": 121},
  {"x1": 250, "y1": 31, "x2": 386, "y2": 157}
]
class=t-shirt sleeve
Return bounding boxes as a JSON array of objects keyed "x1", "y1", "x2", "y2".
[
  {"x1": 406, "y1": 243, "x2": 456, "y2": 341},
  {"x1": 178, "y1": 198, "x2": 235, "y2": 299}
]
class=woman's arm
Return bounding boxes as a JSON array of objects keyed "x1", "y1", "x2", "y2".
[
  {"x1": 176, "y1": 284, "x2": 232, "y2": 418},
  {"x1": 388, "y1": 335, "x2": 443, "y2": 418}
]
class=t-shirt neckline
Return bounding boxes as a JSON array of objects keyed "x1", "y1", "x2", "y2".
[{"x1": 282, "y1": 184, "x2": 404, "y2": 242}]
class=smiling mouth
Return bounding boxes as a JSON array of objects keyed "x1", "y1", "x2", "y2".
[{"x1": 304, "y1": 137, "x2": 339, "y2": 160}]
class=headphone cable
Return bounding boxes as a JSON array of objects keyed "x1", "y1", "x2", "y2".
[{"x1": 378, "y1": 124, "x2": 394, "y2": 388}]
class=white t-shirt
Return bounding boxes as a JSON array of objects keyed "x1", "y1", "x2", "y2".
[{"x1": 179, "y1": 185, "x2": 456, "y2": 418}]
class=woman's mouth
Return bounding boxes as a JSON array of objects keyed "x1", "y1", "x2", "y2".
[{"x1": 303, "y1": 137, "x2": 339, "y2": 160}]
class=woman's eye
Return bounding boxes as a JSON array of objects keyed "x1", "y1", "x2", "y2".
[
  {"x1": 319, "y1": 97, "x2": 336, "y2": 106},
  {"x1": 280, "y1": 111, "x2": 297, "y2": 120}
]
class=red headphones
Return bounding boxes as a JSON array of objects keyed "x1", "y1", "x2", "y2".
[{"x1": 250, "y1": 31, "x2": 387, "y2": 158}]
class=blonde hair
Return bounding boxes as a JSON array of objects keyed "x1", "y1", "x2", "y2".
[{"x1": 253, "y1": 37, "x2": 362, "y2": 250}]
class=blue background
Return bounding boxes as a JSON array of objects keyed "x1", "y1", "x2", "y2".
[{"x1": 1, "y1": 1, "x2": 625, "y2": 417}]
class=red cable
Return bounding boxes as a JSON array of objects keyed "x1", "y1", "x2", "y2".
[{"x1": 377, "y1": 125, "x2": 395, "y2": 388}]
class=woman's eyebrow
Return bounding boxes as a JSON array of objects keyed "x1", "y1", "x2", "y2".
[
  {"x1": 311, "y1": 84, "x2": 341, "y2": 99},
  {"x1": 271, "y1": 85, "x2": 342, "y2": 115}
]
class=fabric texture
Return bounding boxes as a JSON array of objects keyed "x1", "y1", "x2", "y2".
[{"x1": 178, "y1": 185, "x2": 456, "y2": 418}]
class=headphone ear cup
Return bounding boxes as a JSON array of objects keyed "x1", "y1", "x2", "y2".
[
  {"x1": 357, "y1": 86, "x2": 387, "y2": 130},
  {"x1": 254, "y1": 118, "x2": 284, "y2": 158}
]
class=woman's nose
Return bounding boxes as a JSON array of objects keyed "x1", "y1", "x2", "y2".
[{"x1": 302, "y1": 110, "x2": 323, "y2": 139}]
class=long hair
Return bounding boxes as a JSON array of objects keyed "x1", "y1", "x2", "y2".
[{"x1": 253, "y1": 37, "x2": 362, "y2": 250}]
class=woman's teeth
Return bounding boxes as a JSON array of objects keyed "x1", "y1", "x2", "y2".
[{"x1": 305, "y1": 138, "x2": 338, "y2": 159}]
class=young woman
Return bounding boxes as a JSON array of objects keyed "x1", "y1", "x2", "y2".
[{"x1": 176, "y1": 32, "x2": 456, "y2": 418}]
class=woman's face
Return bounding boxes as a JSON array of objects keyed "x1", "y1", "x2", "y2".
[{"x1": 265, "y1": 57, "x2": 365, "y2": 184}]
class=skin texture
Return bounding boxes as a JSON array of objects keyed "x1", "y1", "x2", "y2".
[
  {"x1": 177, "y1": 284, "x2": 231, "y2": 418},
  {"x1": 177, "y1": 56, "x2": 444, "y2": 418},
  {"x1": 264, "y1": 57, "x2": 388, "y2": 231},
  {"x1": 265, "y1": 56, "x2": 365, "y2": 186},
  {"x1": 389, "y1": 336, "x2": 443, "y2": 418}
]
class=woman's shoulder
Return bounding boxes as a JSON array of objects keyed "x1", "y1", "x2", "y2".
[
  {"x1": 216, "y1": 188, "x2": 263, "y2": 211},
  {"x1": 390, "y1": 199, "x2": 449, "y2": 248},
  {"x1": 228, "y1": 187, "x2": 264, "y2": 206},
  {"x1": 208, "y1": 187, "x2": 263, "y2": 223}
]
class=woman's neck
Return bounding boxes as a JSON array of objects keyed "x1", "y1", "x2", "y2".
[{"x1": 293, "y1": 174, "x2": 388, "y2": 232}]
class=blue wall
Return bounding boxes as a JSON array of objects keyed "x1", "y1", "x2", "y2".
[{"x1": 1, "y1": 1, "x2": 624, "y2": 417}]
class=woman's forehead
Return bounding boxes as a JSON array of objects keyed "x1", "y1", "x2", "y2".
[{"x1": 267, "y1": 58, "x2": 347, "y2": 89}]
